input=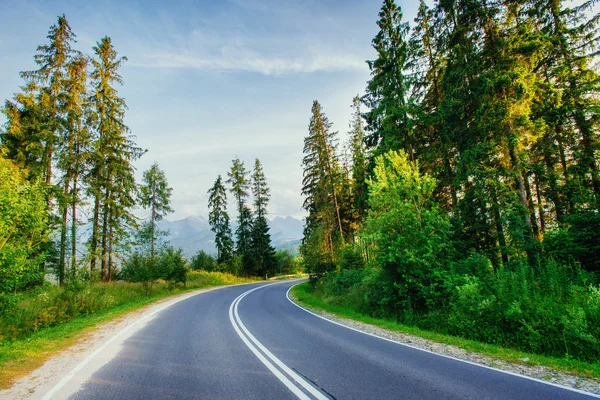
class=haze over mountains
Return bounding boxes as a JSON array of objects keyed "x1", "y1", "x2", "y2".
[{"x1": 157, "y1": 216, "x2": 304, "y2": 258}]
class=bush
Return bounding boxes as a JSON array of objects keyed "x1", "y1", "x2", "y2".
[
  {"x1": 308, "y1": 256, "x2": 600, "y2": 363},
  {"x1": 362, "y1": 150, "x2": 453, "y2": 312},
  {"x1": 191, "y1": 250, "x2": 217, "y2": 271},
  {"x1": 0, "y1": 156, "x2": 49, "y2": 292},
  {"x1": 0, "y1": 270, "x2": 251, "y2": 341},
  {"x1": 121, "y1": 253, "x2": 161, "y2": 295},
  {"x1": 162, "y1": 248, "x2": 188, "y2": 286}
]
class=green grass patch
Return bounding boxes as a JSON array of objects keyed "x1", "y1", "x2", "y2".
[
  {"x1": 0, "y1": 271, "x2": 255, "y2": 389},
  {"x1": 291, "y1": 281, "x2": 600, "y2": 380}
]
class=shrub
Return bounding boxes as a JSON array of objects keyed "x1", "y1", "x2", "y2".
[
  {"x1": 0, "y1": 156, "x2": 49, "y2": 292},
  {"x1": 191, "y1": 250, "x2": 217, "y2": 271},
  {"x1": 362, "y1": 150, "x2": 453, "y2": 312}
]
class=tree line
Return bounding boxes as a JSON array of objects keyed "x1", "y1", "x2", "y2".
[
  {"x1": 207, "y1": 158, "x2": 278, "y2": 277},
  {"x1": 301, "y1": 0, "x2": 600, "y2": 362},
  {"x1": 0, "y1": 15, "x2": 175, "y2": 291}
]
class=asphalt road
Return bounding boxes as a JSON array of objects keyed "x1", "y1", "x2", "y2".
[{"x1": 59, "y1": 280, "x2": 597, "y2": 400}]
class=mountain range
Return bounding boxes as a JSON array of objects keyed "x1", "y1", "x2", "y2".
[{"x1": 157, "y1": 215, "x2": 304, "y2": 258}]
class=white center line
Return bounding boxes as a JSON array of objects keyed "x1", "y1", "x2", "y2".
[{"x1": 229, "y1": 283, "x2": 328, "y2": 400}]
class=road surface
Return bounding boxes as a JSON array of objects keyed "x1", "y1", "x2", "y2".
[{"x1": 50, "y1": 280, "x2": 596, "y2": 399}]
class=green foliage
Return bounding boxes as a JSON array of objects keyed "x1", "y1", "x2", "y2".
[
  {"x1": 207, "y1": 175, "x2": 234, "y2": 265},
  {"x1": 120, "y1": 253, "x2": 162, "y2": 295},
  {"x1": 302, "y1": 225, "x2": 336, "y2": 275},
  {"x1": 161, "y1": 247, "x2": 188, "y2": 286},
  {"x1": 138, "y1": 162, "x2": 173, "y2": 257},
  {"x1": 0, "y1": 270, "x2": 251, "y2": 342},
  {"x1": 339, "y1": 245, "x2": 365, "y2": 271},
  {"x1": 362, "y1": 150, "x2": 452, "y2": 311},
  {"x1": 0, "y1": 156, "x2": 49, "y2": 293},
  {"x1": 190, "y1": 250, "x2": 217, "y2": 271},
  {"x1": 308, "y1": 261, "x2": 600, "y2": 363},
  {"x1": 121, "y1": 247, "x2": 189, "y2": 294},
  {"x1": 275, "y1": 250, "x2": 302, "y2": 275}
]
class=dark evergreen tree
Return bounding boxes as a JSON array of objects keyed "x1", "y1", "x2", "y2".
[
  {"x1": 138, "y1": 162, "x2": 173, "y2": 257},
  {"x1": 207, "y1": 175, "x2": 234, "y2": 265},
  {"x1": 250, "y1": 159, "x2": 276, "y2": 276}
]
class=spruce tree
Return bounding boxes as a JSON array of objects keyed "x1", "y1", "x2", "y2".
[
  {"x1": 301, "y1": 101, "x2": 344, "y2": 271},
  {"x1": 227, "y1": 158, "x2": 253, "y2": 273},
  {"x1": 20, "y1": 15, "x2": 77, "y2": 187},
  {"x1": 348, "y1": 95, "x2": 368, "y2": 223},
  {"x1": 139, "y1": 162, "x2": 173, "y2": 257},
  {"x1": 250, "y1": 159, "x2": 276, "y2": 276},
  {"x1": 88, "y1": 36, "x2": 143, "y2": 280},
  {"x1": 207, "y1": 175, "x2": 234, "y2": 264},
  {"x1": 58, "y1": 53, "x2": 90, "y2": 279},
  {"x1": 362, "y1": 0, "x2": 413, "y2": 158}
]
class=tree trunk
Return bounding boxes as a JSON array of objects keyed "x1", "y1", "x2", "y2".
[
  {"x1": 151, "y1": 205, "x2": 156, "y2": 258},
  {"x1": 491, "y1": 190, "x2": 509, "y2": 266},
  {"x1": 101, "y1": 188, "x2": 110, "y2": 281},
  {"x1": 59, "y1": 180, "x2": 70, "y2": 286},
  {"x1": 108, "y1": 222, "x2": 114, "y2": 282},
  {"x1": 523, "y1": 174, "x2": 540, "y2": 240},
  {"x1": 91, "y1": 193, "x2": 100, "y2": 274},
  {"x1": 534, "y1": 173, "x2": 546, "y2": 234},
  {"x1": 71, "y1": 176, "x2": 78, "y2": 276}
]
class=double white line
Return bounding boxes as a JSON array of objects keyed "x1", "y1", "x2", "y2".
[{"x1": 229, "y1": 284, "x2": 329, "y2": 400}]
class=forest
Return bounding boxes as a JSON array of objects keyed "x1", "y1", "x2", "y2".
[
  {"x1": 0, "y1": 15, "x2": 294, "y2": 350},
  {"x1": 300, "y1": 0, "x2": 600, "y2": 364}
]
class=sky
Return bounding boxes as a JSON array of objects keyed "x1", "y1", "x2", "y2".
[{"x1": 0, "y1": 0, "x2": 421, "y2": 221}]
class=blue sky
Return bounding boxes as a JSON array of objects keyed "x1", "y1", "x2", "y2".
[{"x1": 0, "y1": 0, "x2": 421, "y2": 220}]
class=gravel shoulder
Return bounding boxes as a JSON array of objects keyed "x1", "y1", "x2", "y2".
[
  {"x1": 0, "y1": 283, "x2": 254, "y2": 400},
  {"x1": 288, "y1": 290, "x2": 600, "y2": 397}
]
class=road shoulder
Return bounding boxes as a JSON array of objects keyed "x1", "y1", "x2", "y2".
[
  {"x1": 0, "y1": 283, "x2": 254, "y2": 400},
  {"x1": 288, "y1": 283, "x2": 600, "y2": 397}
]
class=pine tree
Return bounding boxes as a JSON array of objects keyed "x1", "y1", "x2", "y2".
[
  {"x1": 301, "y1": 101, "x2": 345, "y2": 271},
  {"x1": 348, "y1": 95, "x2": 368, "y2": 223},
  {"x1": 88, "y1": 36, "x2": 143, "y2": 280},
  {"x1": 250, "y1": 159, "x2": 276, "y2": 276},
  {"x1": 362, "y1": 0, "x2": 413, "y2": 159},
  {"x1": 227, "y1": 158, "x2": 253, "y2": 273},
  {"x1": 57, "y1": 53, "x2": 90, "y2": 280},
  {"x1": 139, "y1": 162, "x2": 173, "y2": 257},
  {"x1": 20, "y1": 15, "x2": 77, "y2": 187},
  {"x1": 207, "y1": 175, "x2": 234, "y2": 264}
]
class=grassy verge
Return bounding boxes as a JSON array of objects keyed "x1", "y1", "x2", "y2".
[
  {"x1": 0, "y1": 271, "x2": 256, "y2": 389},
  {"x1": 291, "y1": 281, "x2": 600, "y2": 380}
]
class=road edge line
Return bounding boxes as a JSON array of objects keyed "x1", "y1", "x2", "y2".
[
  {"x1": 41, "y1": 281, "x2": 260, "y2": 400},
  {"x1": 286, "y1": 282, "x2": 600, "y2": 399}
]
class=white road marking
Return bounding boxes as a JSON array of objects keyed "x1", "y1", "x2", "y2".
[
  {"x1": 41, "y1": 282, "x2": 257, "y2": 400},
  {"x1": 230, "y1": 283, "x2": 329, "y2": 400},
  {"x1": 286, "y1": 282, "x2": 600, "y2": 399}
]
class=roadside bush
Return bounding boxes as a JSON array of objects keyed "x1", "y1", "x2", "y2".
[
  {"x1": 162, "y1": 248, "x2": 188, "y2": 286},
  {"x1": 362, "y1": 150, "x2": 453, "y2": 312},
  {"x1": 0, "y1": 156, "x2": 49, "y2": 293},
  {"x1": 0, "y1": 270, "x2": 252, "y2": 342},
  {"x1": 309, "y1": 256, "x2": 600, "y2": 363},
  {"x1": 121, "y1": 253, "x2": 162, "y2": 295},
  {"x1": 190, "y1": 250, "x2": 217, "y2": 271}
]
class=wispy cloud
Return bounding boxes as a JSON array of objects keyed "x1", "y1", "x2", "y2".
[{"x1": 131, "y1": 48, "x2": 365, "y2": 75}]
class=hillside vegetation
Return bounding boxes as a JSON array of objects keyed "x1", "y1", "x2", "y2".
[{"x1": 299, "y1": 0, "x2": 600, "y2": 365}]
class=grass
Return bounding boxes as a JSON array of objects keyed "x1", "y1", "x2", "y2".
[
  {"x1": 291, "y1": 281, "x2": 600, "y2": 380},
  {"x1": 0, "y1": 271, "x2": 256, "y2": 389}
]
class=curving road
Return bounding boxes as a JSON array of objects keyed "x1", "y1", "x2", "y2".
[{"x1": 52, "y1": 280, "x2": 596, "y2": 400}]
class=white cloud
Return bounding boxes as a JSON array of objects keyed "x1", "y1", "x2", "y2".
[{"x1": 129, "y1": 45, "x2": 365, "y2": 76}]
